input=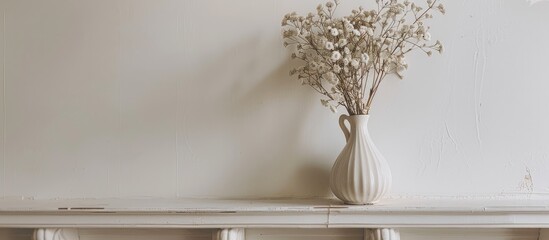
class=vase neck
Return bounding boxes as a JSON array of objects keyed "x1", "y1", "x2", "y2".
[
  {"x1": 339, "y1": 114, "x2": 370, "y2": 142},
  {"x1": 346, "y1": 115, "x2": 370, "y2": 140},
  {"x1": 348, "y1": 115, "x2": 370, "y2": 129}
]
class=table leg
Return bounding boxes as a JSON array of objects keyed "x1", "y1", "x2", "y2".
[
  {"x1": 33, "y1": 229, "x2": 79, "y2": 240},
  {"x1": 365, "y1": 228, "x2": 400, "y2": 240}
]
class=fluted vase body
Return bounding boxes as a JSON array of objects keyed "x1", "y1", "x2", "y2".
[{"x1": 330, "y1": 115, "x2": 392, "y2": 205}]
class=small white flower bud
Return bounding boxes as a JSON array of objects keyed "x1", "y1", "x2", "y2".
[
  {"x1": 344, "y1": 47, "x2": 351, "y2": 55},
  {"x1": 325, "y1": 41, "x2": 334, "y2": 50},
  {"x1": 361, "y1": 53, "x2": 370, "y2": 63},
  {"x1": 351, "y1": 59, "x2": 360, "y2": 68},
  {"x1": 320, "y1": 99, "x2": 329, "y2": 107},
  {"x1": 331, "y1": 51, "x2": 342, "y2": 61},
  {"x1": 423, "y1": 32, "x2": 431, "y2": 41}
]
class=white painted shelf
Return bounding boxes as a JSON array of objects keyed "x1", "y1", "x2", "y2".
[{"x1": 1, "y1": 198, "x2": 549, "y2": 228}]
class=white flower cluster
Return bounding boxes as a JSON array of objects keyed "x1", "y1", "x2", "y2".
[{"x1": 282, "y1": 0, "x2": 445, "y2": 115}]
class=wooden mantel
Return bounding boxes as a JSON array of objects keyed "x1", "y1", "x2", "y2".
[{"x1": 2, "y1": 197, "x2": 549, "y2": 240}]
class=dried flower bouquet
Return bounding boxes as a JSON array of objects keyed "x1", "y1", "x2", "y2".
[{"x1": 282, "y1": 0, "x2": 445, "y2": 115}]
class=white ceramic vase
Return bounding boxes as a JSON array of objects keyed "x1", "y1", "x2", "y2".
[{"x1": 330, "y1": 114, "x2": 392, "y2": 205}]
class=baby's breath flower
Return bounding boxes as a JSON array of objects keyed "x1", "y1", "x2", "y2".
[
  {"x1": 331, "y1": 51, "x2": 342, "y2": 61},
  {"x1": 351, "y1": 59, "x2": 360, "y2": 68},
  {"x1": 317, "y1": 4, "x2": 323, "y2": 12},
  {"x1": 338, "y1": 38, "x2": 348, "y2": 46},
  {"x1": 325, "y1": 41, "x2": 335, "y2": 50},
  {"x1": 326, "y1": 72, "x2": 337, "y2": 84},
  {"x1": 437, "y1": 3, "x2": 446, "y2": 14},
  {"x1": 423, "y1": 32, "x2": 431, "y2": 41},
  {"x1": 398, "y1": 57, "x2": 406, "y2": 66},
  {"x1": 289, "y1": 68, "x2": 298, "y2": 76},
  {"x1": 320, "y1": 99, "x2": 329, "y2": 107},
  {"x1": 333, "y1": 65, "x2": 341, "y2": 73},
  {"x1": 344, "y1": 47, "x2": 351, "y2": 55},
  {"x1": 361, "y1": 53, "x2": 370, "y2": 63},
  {"x1": 281, "y1": 0, "x2": 444, "y2": 115}
]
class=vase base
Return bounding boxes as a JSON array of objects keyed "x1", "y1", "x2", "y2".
[{"x1": 343, "y1": 202, "x2": 376, "y2": 205}]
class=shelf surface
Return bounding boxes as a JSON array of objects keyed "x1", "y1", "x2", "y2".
[{"x1": 1, "y1": 197, "x2": 549, "y2": 228}]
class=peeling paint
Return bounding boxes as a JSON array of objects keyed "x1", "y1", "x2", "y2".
[
  {"x1": 471, "y1": 3, "x2": 493, "y2": 149},
  {"x1": 444, "y1": 122, "x2": 458, "y2": 151},
  {"x1": 437, "y1": 135, "x2": 443, "y2": 171},
  {"x1": 473, "y1": 46, "x2": 486, "y2": 146},
  {"x1": 429, "y1": 139, "x2": 435, "y2": 171},
  {"x1": 417, "y1": 137, "x2": 428, "y2": 176},
  {"x1": 519, "y1": 167, "x2": 534, "y2": 193}
]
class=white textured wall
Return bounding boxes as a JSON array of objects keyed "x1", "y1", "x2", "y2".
[{"x1": 0, "y1": 0, "x2": 549, "y2": 199}]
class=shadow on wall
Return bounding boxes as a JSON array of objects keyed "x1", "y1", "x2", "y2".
[
  {"x1": 0, "y1": 229, "x2": 33, "y2": 239},
  {"x1": 233, "y1": 59, "x2": 332, "y2": 198},
  {"x1": 178, "y1": 33, "x2": 333, "y2": 198},
  {"x1": 279, "y1": 162, "x2": 332, "y2": 198}
]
